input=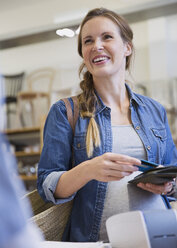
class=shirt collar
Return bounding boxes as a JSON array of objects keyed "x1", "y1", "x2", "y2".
[
  {"x1": 94, "y1": 90, "x2": 107, "y2": 115},
  {"x1": 94, "y1": 82, "x2": 145, "y2": 115},
  {"x1": 125, "y1": 83, "x2": 146, "y2": 107}
]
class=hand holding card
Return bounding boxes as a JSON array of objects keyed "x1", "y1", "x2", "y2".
[
  {"x1": 136, "y1": 159, "x2": 159, "y2": 172},
  {"x1": 129, "y1": 160, "x2": 177, "y2": 185}
]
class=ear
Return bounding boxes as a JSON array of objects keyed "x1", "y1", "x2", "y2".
[{"x1": 124, "y1": 42, "x2": 132, "y2": 57}]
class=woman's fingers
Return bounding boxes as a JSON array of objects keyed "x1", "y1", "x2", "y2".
[
  {"x1": 104, "y1": 152, "x2": 141, "y2": 166},
  {"x1": 103, "y1": 174, "x2": 132, "y2": 182},
  {"x1": 103, "y1": 153, "x2": 140, "y2": 172},
  {"x1": 163, "y1": 182, "x2": 174, "y2": 194},
  {"x1": 137, "y1": 182, "x2": 173, "y2": 195},
  {"x1": 89, "y1": 153, "x2": 140, "y2": 182},
  {"x1": 113, "y1": 163, "x2": 139, "y2": 172},
  {"x1": 106, "y1": 170, "x2": 132, "y2": 178},
  {"x1": 137, "y1": 183, "x2": 162, "y2": 194},
  {"x1": 101, "y1": 158, "x2": 139, "y2": 173}
]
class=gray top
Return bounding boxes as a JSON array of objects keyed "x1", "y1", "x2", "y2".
[
  {"x1": 112, "y1": 124, "x2": 147, "y2": 159},
  {"x1": 99, "y1": 125, "x2": 166, "y2": 242}
]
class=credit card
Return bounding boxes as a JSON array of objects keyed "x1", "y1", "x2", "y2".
[{"x1": 137, "y1": 159, "x2": 159, "y2": 172}]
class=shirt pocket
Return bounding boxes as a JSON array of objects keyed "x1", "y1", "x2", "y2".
[
  {"x1": 151, "y1": 127, "x2": 167, "y2": 159},
  {"x1": 151, "y1": 127, "x2": 167, "y2": 142},
  {"x1": 73, "y1": 133, "x2": 87, "y2": 164}
]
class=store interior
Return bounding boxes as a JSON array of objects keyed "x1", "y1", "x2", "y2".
[{"x1": 0, "y1": 0, "x2": 177, "y2": 192}]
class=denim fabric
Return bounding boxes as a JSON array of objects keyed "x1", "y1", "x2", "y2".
[{"x1": 37, "y1": 84, "x2": 177, "y2": 242}]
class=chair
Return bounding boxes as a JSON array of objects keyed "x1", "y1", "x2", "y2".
[
  {"x1": 23, "y1": 189, "x2": 73, "y2": 241},
  {"x1": 17, "y1": 68, "x2": 55, "y2": 127},
  {"x1": 0, "y1": 72, "x2": 25, "y2": 129}
]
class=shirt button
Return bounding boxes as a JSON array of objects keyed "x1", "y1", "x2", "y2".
[
  {"x1": 147, "y1": 146, "x2": 151, "y2": 150},
  {"x1": 77, "y1": 143, "x2": 81, "y2": 148},
  {"x1": 136, "y1": 126, "x2": 140, "y2": 130}
]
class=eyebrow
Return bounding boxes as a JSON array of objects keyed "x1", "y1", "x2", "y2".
[
  {"x1": 82, "y1": 35, "x2": 92, "y2": 41},
  {"x1": 82, "y1": 31, "x2": 114, "y2": 40}
]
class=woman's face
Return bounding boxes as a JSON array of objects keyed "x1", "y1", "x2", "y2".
[{"x1": 81, "y1": 16, "x2": 131, "y2": 80}]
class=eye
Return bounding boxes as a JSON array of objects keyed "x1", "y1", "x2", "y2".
[
  {"x1": 103, "y1": 34, "x2": 113, "y2": 40},
  {"x1": 84, "y1": 38, "x2": 93, "y2": 45}
]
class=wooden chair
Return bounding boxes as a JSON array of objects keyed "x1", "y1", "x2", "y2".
[
  {"x1": 17, "y1": 68, "x2": 55, "y2": 127},
  {"x1": 0, "y1": 72, "x2": 25, "y2": 129},
  {"x1": 23, "y1": 189, "x2": 73, "y2": 241}
]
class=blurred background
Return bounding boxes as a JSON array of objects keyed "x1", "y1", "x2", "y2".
[{"x1": 0, "y1": 0, "x2": 177, "y2": 190}]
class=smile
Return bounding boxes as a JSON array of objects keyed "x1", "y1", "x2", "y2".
[{"x1": 92, "y1": 56, "x2": 110, "y2": 64}]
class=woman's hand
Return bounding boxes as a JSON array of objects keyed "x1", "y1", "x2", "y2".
[
  {"x1": 86, "y1": 152, "x2": 141, "y2": 182},
  {"x1": 55, "y1": 152, "x2": 141, "y2": 198},
  {"x1": 137, "y1": 181, "x2": 173, "y2": 195}
]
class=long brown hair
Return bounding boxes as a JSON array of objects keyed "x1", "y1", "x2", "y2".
[{"x1": 77, "y1": 8, "x2": 134, "y2": 157}]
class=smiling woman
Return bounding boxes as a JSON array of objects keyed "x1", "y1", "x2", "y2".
[
  {"x1": 37, "y1": 7, "x2": 177, "y2": 243},
  {"x1": 80, "y1": 17, "x2": 131, "y2": 80},
  {"x1": 77, "y1": 8, "x2": 134, "y2": 154}
]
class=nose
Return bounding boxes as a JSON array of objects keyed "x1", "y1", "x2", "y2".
[{"x1": 92, "y1": 38, "x2": 103, "y2": 52}]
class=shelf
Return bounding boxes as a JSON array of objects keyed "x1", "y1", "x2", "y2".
[
  {"x1": 4, "y1": 126, "x2": 41, "y2": 146},
  {"x1": 5, "y1": 125, "x2": 43, "y2": 190},
  {"x1": 15, "y1": 151, "x2": 40, "y2": 157},
  {"x1": 20, "y1": 174, "x2": 37, "y2": 181},
  {"x1": 5, "y1": 126, "x2": 40, "y2": 134}
]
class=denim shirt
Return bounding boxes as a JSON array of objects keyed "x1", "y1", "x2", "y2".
[{"x1": 37, "y1": 84, "x2": 177, "y2": 242}]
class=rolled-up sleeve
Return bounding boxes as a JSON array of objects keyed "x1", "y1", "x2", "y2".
[
  {"x1": 37, "y1": 100, "x2": 75, "y2": 203},
  {"x1": 42, "y1": 171, "x2": 76, "y2": 204}
]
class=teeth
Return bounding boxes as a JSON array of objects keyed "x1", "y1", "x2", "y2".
[{"x1": 93, "y1": 56, "x2": 107, "y2": 63}]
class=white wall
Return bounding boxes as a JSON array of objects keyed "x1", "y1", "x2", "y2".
[
  {"x1": 131, "y1": 20, "x2": 150, "y2": 83},
  {"x1": 0, "y1": 36, "x2": 81, "y2": 91}
]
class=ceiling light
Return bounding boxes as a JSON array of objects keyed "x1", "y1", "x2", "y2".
[
  {"x1": 56, "y1": 29, "x2": 64, "y2": 37},
  {"x1": 56, "y1": 28, "x2": 75, "y2": 38},
  {"x1": 63, "y1": 28, "x2": 75, "y2": 37}
]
